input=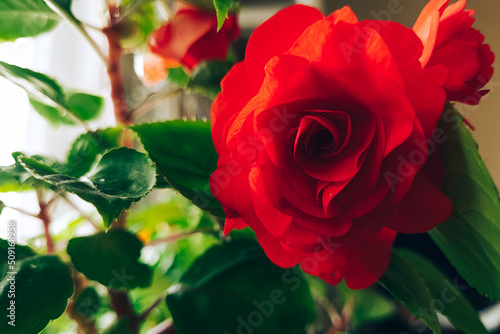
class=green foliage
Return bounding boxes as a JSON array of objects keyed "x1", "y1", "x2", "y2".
[
  {"x1": 378, "y1": 250, "x2": 441, "y2": 334},
  {"x1": 73, "y1": 287, "x2": 102, "y2": 317},
  {"x1": 65, "y1": 127, "x2": 122, "y2": 178},
  {"x1": 0, "y1": 249, "x2": 74, "y2": 334},
  {"x1": 0, "y1": 61, "x2": 104, "y2": 127},
  {"x1": 17, "y1": 148, "x2": 157, "y2": 227},
  {"x1": 67, "y1": 230, "x2": 152, "y2": 289},
  {"x1": 213, "y1": 0, "x2": 239, "y2": 30},
  {"x1": 167, "y1": 61, "x2": 234, "y2": 98},
  {"x1": 337, "y1": 282, "x2": 394, "y2": 327},
  {"x1": 0, "y1": 0, "x2": 60, "y2": 42},
  {"x1": 166, "y1": 238, "x2": 316, "y2": 334},
  {"x1": 116, "y1": 0, "x2": 162, "y2": 49},
  {"x1": 0, "y1": 161, "x2": 33, "y2": 192},
  {"x1": 429, "y1": 109, "x2": 500, "y2": 300},
  {"x1": 132, "y1": 121, "x2": 225, "y2": 217},
  {"x1": 189, "y1": 61, "x2": 234, "y2": 98},
  {"x1": 66, "y1": 92, "x2": 105, "y2": 121},
  {"x1": 400, "y1": 249, "x2": 488, "y2": 334}
]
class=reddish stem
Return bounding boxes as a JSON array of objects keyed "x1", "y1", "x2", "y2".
[
  {"x1": 37, "y1": 194, "x2": 54, "y2": 253},
  {"x1": 103, "y1": 4, "x2": 131, "y2": 126},
  {"x1": 109, "y1": 289, "x2": 139, "y2": 333}
]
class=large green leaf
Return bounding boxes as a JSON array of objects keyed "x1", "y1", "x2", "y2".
[
  {"x1": 132, "y1": 121, "x2": 224, "y2": 217},
  {"x1": 400, "y1": 249, "x2": 488, "y2": 334},
  {"x1": 166, "y1": 238, "x2": 316, "y2": 334},
  {"x1": 378, "y1": 251, "x2": 441, "y2": 334},
  {"x1": 17, "y1": 147, "x2": 156, "y2": 227},
  {"x1": 0, "y1": 0, "x2": 60, "y2": 42},
  {"x1": 67, "y1": 230, "x2": 152, "y2": 289},
  {"x1": 0, "y1": 242, "x2": 74, "y2": 334},
  {"x1": 429, "y1": 109, "x2": 500, "y2": 300},
  {"x1": 65, "y1": 127, "x2": 122, "y2": 178},
  {"x1": 0, "y1": 61, "x2": 103, "y2": 127}
]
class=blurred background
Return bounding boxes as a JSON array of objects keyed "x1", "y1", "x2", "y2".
[{"x1": 0, "y1": 0, "x2": 498, "y2": 333}]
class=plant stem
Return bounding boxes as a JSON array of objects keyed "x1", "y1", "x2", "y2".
[
  {"x1": 36, "y1": 191, "x2": 54, "y2": 253},
  {"x1": 67, "y1": 271, "x2": 99, "y2": 333},
  {"x1": 3, "y1": 205, "x2": 40, "y2": 219},
  {"x1": 145, "y1": 228, "x2": 215, "y2": 247},
  {"x1": 130, "y1": 88, "x2": 182, "y2": 122},
  {"x1": 44, "y1": 0, "x2": 109, "y2": 67},
  {"x1": 138, "y1": 295, "x2": 164, "y2": 323},
  {"x1": 104, "y1": 4, "x2": 132, "y2": 126},
  {"x1": 61, "y1": 195, "x2": 101, "y2": 230},
  {"x1": 109, "y1": 288, "x2": 139, "y2": 333},
  {"x1": 148, "y1": 319, "x2": 177, "y2": 334}
]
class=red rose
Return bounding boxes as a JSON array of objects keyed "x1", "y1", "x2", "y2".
[
  {"x1": 210, "y1": 5, "x2": 454, "y2": 289},
  {"x1": 148, "y1": 2, "x2": 240, "y2": 70},
  {"x1": 413, "y1": 0, "x2": 494, "y2": 105}
]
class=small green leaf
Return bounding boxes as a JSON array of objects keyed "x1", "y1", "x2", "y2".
[
  {"x1": 0, "y1": 238, "x2": 36, "y2": 262},
  {"x1": 378, "y1": 251, "x2": 441, "y2": 334},
  {"x1": 0, "y1": 254, "x2": 74, "y2": 334},
  {"x1": 73, "y1": 286, "x2": 102, "y2": 317},
  {"x1": 132, "y1": 121, "x2": 224, "y2": 217},
  {"x1": 17, "y1": 147, "x2": 156, "y2": 227},
  {"x1": 400, "y1": 249, "x2": 488, "y2": 334},
  {"x1": 67, "y1": 230, "x2": 152, "y2": 289},
  {"x1": 0, "y1": 0, "x2": 60, "y2": 42},
  {"x1": 65, "y1": 127, "x2": 122, "y2": 178},
  {"x1": 188, "y1": 61, "x2": 233, "y2": 98},
  {"x1": 429, "y1": 108, "x2": 500, "y2": 300},
  {"x1": 166, "y1": 238, "x2": 316, "y2": 334},
  {"x1": 213, "y1": 0, "x2": 239, "y2": 31},
  {"x1": 66, "y1": 93, "x2": 105, "y2": 121},
  {"x1": 0, "y1": 201, "x2": 4, "y2": 216},
  {"x1": 168, "y1": 67, "x2": 190, "y2": 88}
]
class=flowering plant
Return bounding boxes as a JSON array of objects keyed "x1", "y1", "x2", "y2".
[{"x1": 0, "y1": 0, "x2": 497, "y2": 333}]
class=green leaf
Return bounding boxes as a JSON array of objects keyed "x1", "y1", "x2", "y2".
[
  {"x1": 17, "y1": 147, "x2": 156, "y2": 227},
  {"x1": 400, "y1": 249, "x2": 488, "y2": 334},
  {"x1": 188, "y1": 61, "x2": 233, "y2": 98},
  {"x1": 0, "y1": 254, "x2": 74, "y2": 334},
  {"x1": 65, "y1": 127, "x2": 122, "y2": 178},
  {"x1": 66, "y1": 93, "x2": 105, "y2": 121},
  {"x1": 166, "y1": 238, "x2": 316, "y2": 334},
  {"x1": 337, "y1": 282, "x2": 394, "y2": 327},
  {"x1": 132, "y1": 121, "x2": 224, "y2": 217},
  {"x1": 0, "y1": 61, "x2": 103, "y2": 127},
  {"x1": 0, "y1": 238, "x2": 37, "y2": 262},
  {"x1": 67, "y1": 230, "x2": 152, "y2": 289},
  {"x1": 0, "y1": 157, "x2": 53, "y2": 192},
  {"x1": 73, "y1": 286, "x2": 101, "y2": 317},
  {"x1": 378, "y1": 251, "x2": 441, "y2": 334},
  {"x1": 213, "y1": 0, "x2": 239, "y2": 31},
  {"x1": 116, "y1": 0, "x2": 162, "y2": 49},
  {"x1": 0, "y1": 201, "x2": 3, "y2": 216},
  {"x1": 0, "y1": 0, "x2": 60, "y2": 42},
  {"x1": 29, "y1": 98, "x2": 76, "y2": 127},
  {"x1": 167, "y1": 67, "x2": 190, "y2": 88},
  {"x1": 429, "y1": 108, "x2": 500, "y2": 300}
]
